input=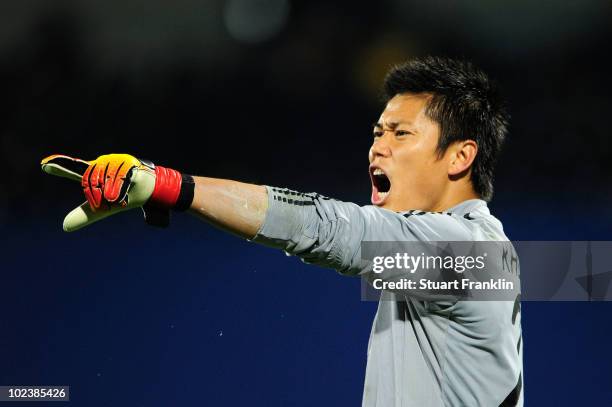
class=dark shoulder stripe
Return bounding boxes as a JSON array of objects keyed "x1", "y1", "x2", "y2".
[
  {"x1": 402, "y1": 210, "x2": 452, "y2": 218},
  {"x1": 401, "y1": 210, "x2": 476, "y2": 220},
  {"x1": 272, "y1": 195, "x2": 315, "y2": 206},
  {"x1": 271, "y1": 188, "x2": 333, "y2": 201}
]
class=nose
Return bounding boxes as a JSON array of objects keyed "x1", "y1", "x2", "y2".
[{"x1": 369, "y1": 135, "x2": 392, "y2": 161}]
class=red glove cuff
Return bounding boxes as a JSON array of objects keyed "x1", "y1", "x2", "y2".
[
  {"x1": 149, "y1": 166, "x2": 195, "y2": 211},
  {"x1": 150, "y1": 166, "x2": 184, "y2": 209}
]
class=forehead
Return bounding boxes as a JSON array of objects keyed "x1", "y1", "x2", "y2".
[{"x1": 378, "y1": 93, "x2": 432, "y2": 126}]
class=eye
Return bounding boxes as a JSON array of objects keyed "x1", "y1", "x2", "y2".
[
  {"x1": 395, "y1": 130, "x2": 411, "y2": 137},
  {"x1": 373, "y1": 131, "x2": 383, "y2": 139}
]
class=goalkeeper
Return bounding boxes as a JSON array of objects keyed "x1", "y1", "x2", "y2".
[{"x1": 42, "y1": 57, "x2": 523, "y2": 407}]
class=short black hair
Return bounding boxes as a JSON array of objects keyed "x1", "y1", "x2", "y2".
[{"x1": 383, "y1": 56, "x2": 508, "y2": 201}]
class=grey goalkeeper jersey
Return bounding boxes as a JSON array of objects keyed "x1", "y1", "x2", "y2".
[{"x1": 253, "y1": 187, "x2": 523, "y2": 407}]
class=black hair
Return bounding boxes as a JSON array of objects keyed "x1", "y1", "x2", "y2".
[{"x1": 383, "y1": 56, "x2": 508, "y2": 201}]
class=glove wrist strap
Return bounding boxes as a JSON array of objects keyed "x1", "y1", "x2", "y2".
[
  {"x1": 175, "y1": 173, "x2": 195, "y2": 211},
  {"x1": 150, "y1": 166, "x2": 195, "y2": 211}
]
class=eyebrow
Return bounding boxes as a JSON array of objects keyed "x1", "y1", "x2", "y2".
[{"x1": 373, "y1": 121, "x2": 411, "y2": 129}]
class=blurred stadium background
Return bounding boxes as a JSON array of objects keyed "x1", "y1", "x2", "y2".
[{"x1": 1, "y1": 0, "x2": 611, "y2": 405}]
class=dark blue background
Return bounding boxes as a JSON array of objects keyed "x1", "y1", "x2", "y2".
[
  {"x1": 2, "y1": 0, "x2": 612, "y2": 405},
  {"x1": 2, "y1": 198, "x2": 611, "y2": 406}
]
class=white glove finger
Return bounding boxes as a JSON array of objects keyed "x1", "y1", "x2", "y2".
[{"x1": 63, "y1": 202, "x2": 127, "y2": 232}]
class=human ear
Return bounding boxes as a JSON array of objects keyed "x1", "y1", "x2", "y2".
[{"x1": 448, "y1": 140, "x2": 478, "y2": 176}]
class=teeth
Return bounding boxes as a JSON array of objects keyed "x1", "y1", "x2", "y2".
[
  {"x1": 379, "y1": 192, "x2": 389, "y2": 199},
  {"x1": 373, "y1": 168, "x2": 385, "y2": 176}
]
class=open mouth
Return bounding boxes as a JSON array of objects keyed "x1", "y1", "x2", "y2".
[{"x1": 370, "y1": 167, "x2": 391, "y2": 205}]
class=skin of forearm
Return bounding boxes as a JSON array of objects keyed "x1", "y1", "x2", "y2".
[{"x1": 188, "y1": 176, "x2": 268, "y2": 239}]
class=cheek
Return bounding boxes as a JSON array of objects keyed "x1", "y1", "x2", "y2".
[
  {"x1": 395, "y1": 144, "x2": 427, "y2": 169},
  {"x1": 395, "y1": 145, "x2": 443, "y2": 181},
  {"x1": 412, "y1": 140, "x2": 442, "y2": 168}
]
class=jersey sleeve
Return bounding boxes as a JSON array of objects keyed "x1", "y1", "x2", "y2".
[{"x1": 252, "y1": 186, "x2": 476, "y2": 277}]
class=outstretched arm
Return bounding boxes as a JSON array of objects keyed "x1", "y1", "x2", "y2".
[
  {"x1": 40, "y1": 153, "x2": 267, "y2": 234},
  {"x1": 189, "y1": 177, "x2": 268, "y2": 239},
  {"x1": 41, "y1": 152, "x2": 480, "y2": 297}
]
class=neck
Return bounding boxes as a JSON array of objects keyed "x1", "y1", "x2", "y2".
[{"x1": 429, "y1": 186, "x2": 480, "y2": 212}]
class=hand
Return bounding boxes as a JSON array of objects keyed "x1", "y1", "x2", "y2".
[{"x1": 41, "y1": 153, "x2": 192, "y2": 231}]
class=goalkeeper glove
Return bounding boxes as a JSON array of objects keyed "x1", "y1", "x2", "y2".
[{"x1": 41, "y1": 153, "x2": 195, "y2": 231}]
